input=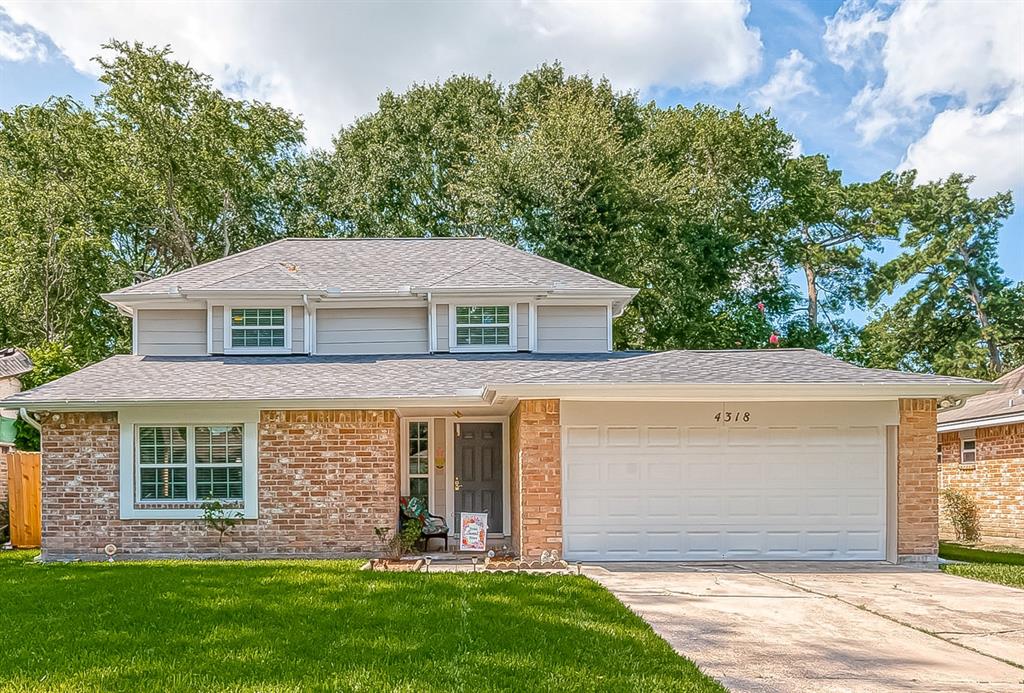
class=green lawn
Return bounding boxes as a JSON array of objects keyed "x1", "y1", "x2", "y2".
[
  {"x1": 939, "y1": 542, "x2": 1024, "y2": 589},
  {"x1": 0, "y1": 552, "x2": 722, "y2": 693}
]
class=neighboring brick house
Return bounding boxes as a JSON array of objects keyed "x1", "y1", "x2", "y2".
[
  {"x1": 0, "y1": 348, "x2": 33, "y2": 454},
  {"x1": 1, "y1": 238, "x2": 993, "y2": 563},
  {"x1": 938, "y1": 365, "x2": 1024, "y2": 542}
]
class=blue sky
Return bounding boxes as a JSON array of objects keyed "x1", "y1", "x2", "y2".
[{"x1": 0, "y1": 0, "x2": 1020, "y2": 287}]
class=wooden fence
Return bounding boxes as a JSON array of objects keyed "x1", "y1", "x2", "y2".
[{"x1": 6, "y1": 451, "x2": 41, "y2": 548}]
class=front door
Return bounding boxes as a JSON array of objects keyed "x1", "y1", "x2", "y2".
[{"x1": 454, "y1": 422, "x2": 503, "y2": 533}]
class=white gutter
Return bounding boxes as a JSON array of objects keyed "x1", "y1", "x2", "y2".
[
  {"x1": 938, "y1": 411, "x2": 1024, "y2": 432},
  {"x1": 485, "y1": 381, "x2": 997, "y2": 401},
  {"x1": 18, "y1": 408, "x2": 41, "y2": 432}
]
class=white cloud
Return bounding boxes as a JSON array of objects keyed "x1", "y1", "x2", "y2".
[
  {"x1": 824, "y1": 0, "x2": 1024, "y2": 194},
  {"x1": 823, "y1": 0, "x2": 886, "y2": 71},
  {"x1": 0, "y1": 0, "x2": 762, "y2": 147},
  {"x1": 752, "y1": 49, "x2": 817, "y2": 110},
  {"x1": 899, "y1": 89, "x2": 1024, "y2": 197},
  {"x1": 0, "y1": 15, "x2": 45, "y2": 62}
]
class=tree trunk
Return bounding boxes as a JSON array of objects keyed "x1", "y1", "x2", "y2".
[
  {"x1": 965, "y1": 277, "x2": 1002, "y2": 372},
  {"x1": 801, "y1": 225, "x2": 819, "y2": 330},
  {"x1": 961, "y1": 246, "x2": 1003, "y2": 373},
  {"x1": 803, "y1": 262, "x2": 818, "y2": 330}
]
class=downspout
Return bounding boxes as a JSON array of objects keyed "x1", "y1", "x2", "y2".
[{"x1": 19, "y1": 408, "x2": 41, "y2": 432}]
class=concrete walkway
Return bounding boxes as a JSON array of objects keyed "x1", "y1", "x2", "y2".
[{"x1": 587, "y1": 562, "x2": 1024, "y2": 692}]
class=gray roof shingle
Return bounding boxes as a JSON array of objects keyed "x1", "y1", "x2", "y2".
[
  {"x1": 0, "y1": 348, "x2": 32, "y2": 379},
  {"x1": 109, "y1": 238, "x2": 632, "y2": 296},
  {"x1": 2, "y1": 349, "x2": 989, "y2": 407}
]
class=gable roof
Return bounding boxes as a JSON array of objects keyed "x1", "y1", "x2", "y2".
[
  {"x1": 0, "y1": 348, "x2": 32, "y2": 379},
  {"x1": 938, "y1": 363, "x2": 1024, "y2": 428},
  {"x1": 106, "y1": 238, "x2": 633, "y2": 297},
  {"x1": 2, "y1": 349, "x2": 991, "y2": 409}
]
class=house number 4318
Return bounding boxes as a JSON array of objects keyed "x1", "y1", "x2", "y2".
[{"x1": 714, "y1": 411, "x2": 750, "y2": 423}]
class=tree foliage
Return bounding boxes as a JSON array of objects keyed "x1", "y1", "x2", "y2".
[
  {"x1": 859, "y1": 174, "x2": 1020, "y2": 378},
  {"x1": 0, "y1": 45, "x2": 1020, "y2": 423}
]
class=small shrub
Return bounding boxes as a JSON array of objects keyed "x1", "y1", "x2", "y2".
[
  {"x1": 941, "y1": 489, "x2": 981, "y2": 543},
  {"x1": 374, "y1": 520, "x2": 422, "y2": 560},
  {"x1": 201, "y1": 498, "x2": 244, "y2": 556}
]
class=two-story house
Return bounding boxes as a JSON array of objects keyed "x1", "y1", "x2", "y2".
[{"x1": 3, "y1": 238, "x2": 992, "y2": 562}]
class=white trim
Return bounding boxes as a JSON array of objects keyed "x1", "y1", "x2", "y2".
[
  {"x1": 528, "y1": 301, "x2": 537, "y2": 352},
  {"x1": 427, "y1": 294, "x2": 437, "y2": 353},
  {"x1": 885, "y1": 425, "x2": 898, "y2": 563},
  {"x1": 302, "y1": 295, "x2": 312, "y2": 355},
  {"x1": 938, "y1": 412, "x2": 1024, "y2": 432},
  {"x1": 131, "y1": 309, "x2": 139, "y2": 356},
  {"x1": 400, "y1": 417, "x2": 435, "y2": 513},
  {"x1": 206, "y1": 302, "x2": 213, "y2": 355},
  {"x1": 448, "y1": 303, "x2": 517, "y2": 353},
  {"x1": 486, "y1": 382, "x2": 995, "y2": 401},
  {"x1": 606, "y1": 302, "x2": 613, "y2": 352},
  {"x1": 444, "y1": 416, "x2": 510, "y2": 536},
  {"x1": 310, "y1": 307, "x2": 318, "y2": 354},
  {"x1": 222, "y1": 303, "x2": 295, "y2": 355}
]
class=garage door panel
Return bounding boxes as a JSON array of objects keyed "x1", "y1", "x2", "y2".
[
  {"x1": 562, "y1": 402, "x2": 889, "y2": 561},
  {"x1": 646, "y1": 426, "x2": 681, "y2": 446}
]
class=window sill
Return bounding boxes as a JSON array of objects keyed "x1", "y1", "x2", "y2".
[
  {"x1": 222, "y1": 348, "x2": 291, "y2": 356},
  {"x1": 449, "y1": 345, "x2": 517, "y2": 353},
  {"x1": 122, "y1": 502, "x2": 255, "y2": 520}
]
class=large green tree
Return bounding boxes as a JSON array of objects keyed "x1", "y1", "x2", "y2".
[
  {"x1": 861, "y1": 174, "x2": 1020, "y2": 378},
  {"x1": 773, "y1": 155, "x2": 914, "y2": 348},
  {"x1": 314, "y1": 65, "x2": 803, "y2": 350},
  {"x1": 95, "y1": 41, "x2": 306, "y2": 274}
]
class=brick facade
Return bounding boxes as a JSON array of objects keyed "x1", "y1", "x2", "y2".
[
  {"x1": 40, "y1": 409, "x2": 398, "y2": 559},
  {"x1": 939, "y1": 423, "x2": 1024, "y2": 541},
  {"x1": 897, "y1": 398, "x2": 939, "y2": 559},
  {"x1": 509, "y1": 399, "x2": 561, "y2": 558}
]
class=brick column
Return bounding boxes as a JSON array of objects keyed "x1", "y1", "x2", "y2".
[
  {"x1": 897, "y1": 398, "x2": 938, "y2": 561},
  {"x1": 510, "y1": 399, "x2": 562, "y2": 558}
]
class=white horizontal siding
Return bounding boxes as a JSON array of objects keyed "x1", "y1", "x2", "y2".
[
  {"x1": 136, "y1": 309, "x2": 207, "y2": 356},
  {"x1": 291, "y1": 306, "x2": 305, "y2": 354},
  {"x1": 210, "y1": 306, "x2": 224, "y2": 354},
  {"x1": 517, "y1": 303, "x2": 529, "y2": 351},
  {"x1": 316, "y1": 307, "x2": 428, "y2": 354},
  {"x1": 435, "y1": 304, "x2": 449, "y2": 352},
  {"x1": 536, "y1": 305, "x2": 608, "y2": 353}
]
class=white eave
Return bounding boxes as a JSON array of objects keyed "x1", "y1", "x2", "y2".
[
  {"x1": 484, "y1": 381, "x2": 997, "y2": 402},
  {"x1": 937, "y1": 411, "x2": 1024, "y2": 432}
]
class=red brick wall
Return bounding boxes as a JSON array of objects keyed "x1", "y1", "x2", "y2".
[
  {"x1": 939, "y1": 423, "x2": 1024, "y2": 541},
  {"x1": 510, "y1": 399, "x2": 561, "y2": 558},
  {"x1": 40, "y1": 409, "x2": 398, "y2": 559},
  {"x1": 897, "y1": 398, "x2": 939, "y2": 559}
]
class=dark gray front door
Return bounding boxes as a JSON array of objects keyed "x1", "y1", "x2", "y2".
[{"x1": 454, "y1": 422, "x2": 503, "y2": 533}]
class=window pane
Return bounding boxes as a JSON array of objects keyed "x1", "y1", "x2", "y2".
[
  {"x1": 196, "y1": 466, "x2": 244, "y2": 500},
  {"x1": 408, "y1": 421, "x2": 429, "y2": 475},
  {"x1": 409, "y1": 477, "x2": 428, "y2": 506},
  {"x1": 140, "y1": 467, "x2": 187, "y2": 500},
  {"x1": 455, "y1": 305, "x2": 509, "y2": 326},
  {"x1": 138, "y1": 427, "x2": 186, "y2": 465},
  {"x1": 455, "y1": 325, "x2": 510, "y2": 347}
]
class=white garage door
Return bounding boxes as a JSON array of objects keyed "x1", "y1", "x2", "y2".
[{"x1": 562, "y1": 401, "x2": 895, "y2": 561}]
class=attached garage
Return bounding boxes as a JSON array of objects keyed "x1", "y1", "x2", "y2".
[{"x1": 561, "y1": 400, "x2": 898, "y2": 561}]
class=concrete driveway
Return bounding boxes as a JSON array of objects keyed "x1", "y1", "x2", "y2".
[{"x1": 587, "y1": 563, "x2": 1024, "y2": 692}]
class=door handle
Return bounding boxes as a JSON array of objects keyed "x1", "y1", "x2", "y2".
[{"x1": 454, "y1": 476, "x2": 461, "y2": 491}]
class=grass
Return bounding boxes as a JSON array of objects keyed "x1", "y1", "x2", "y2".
[
  {"x1": 939, "y1": 542, "x2": 1024, "y2": 589},
  {"x1": 0, "y1": 551, "x2": 722, "y2": 693}
]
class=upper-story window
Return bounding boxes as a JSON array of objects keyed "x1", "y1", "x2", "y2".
[
  {"x1": 231, "y1": 308, "x2": 286, "y2": 350},
  {"x1": 454, "y1": 305, "x2": 511, "y2": 349}
]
